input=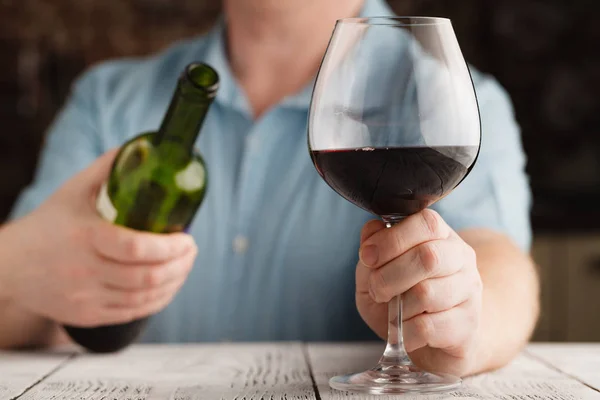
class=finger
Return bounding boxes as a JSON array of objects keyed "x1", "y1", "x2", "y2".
[
  {"x1": 369, "y1": 238, "x2": 464, "y2": 303},
  {"x1": 98, "y1": 246, "x2": 197, "y2": 290},
  {"x1": 102, "y1": 274, "x2": 187, "y2": 308},
  {"x1": 92, "y1": 223, "x2": 196, "y2": 264},
  {"x1": 408, "y1": 346, "x2": 473, "y2": 377},
  {"x1": 70, "y1": 148, "x2": 119, "y2": 197},
  {"x1": 356, "y1": 259, "x2": 371, "y2": 296},
  {"x1": 360, "y1": 209, "x2": 451, "y2": 269},
  {"x1": 356, "y1": 220, "x2": 387, "y2": 296},
  {"x1": 101, "y1": 285, "x2": 181, "y2": 325},
  {"x1": 403, "y1": 300, "x2": 478, "y2": 353},
  {"x1": 402, "y1": 268, "x2": 480, "y2": 321},
  {"x1": 360, "y1": 220, "x2": 386, "y2": 244}
]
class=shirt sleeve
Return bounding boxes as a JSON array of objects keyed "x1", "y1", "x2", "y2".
[
  {"x1": 432, "y1": 71, "x2": 533, "y2": 251},
  {"x1": 9, "y1": 70, "x2": 104, "y2": 220}
]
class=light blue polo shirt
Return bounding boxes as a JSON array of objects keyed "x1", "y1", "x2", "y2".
[{"x1": 10, "y1": 0, "x2": 531, "y2": 343}]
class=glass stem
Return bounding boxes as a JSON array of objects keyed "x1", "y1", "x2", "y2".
[{"x1": 379, "y1": 219, "x2": 412, "y2": 367}]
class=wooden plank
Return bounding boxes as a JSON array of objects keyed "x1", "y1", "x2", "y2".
[
  {"x1": 17, "y1": 343, "x2": 316, "y2": 400},
  {"x1": 528, "y1": 343, "x2": 600, "y2": 391},
  {"x1": 0, "y1": 350, "x2": 73, "y2": 400},
  {"x1": 307, "y1": 343, "x2": 600, "y2": 399}
]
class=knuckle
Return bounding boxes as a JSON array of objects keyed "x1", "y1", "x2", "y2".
[
  {"x1": 414, "y1": 281, "x2": 435, "y2": 308},
  {"x1": 414, "y1": 314, "x2": 434, "y2": 341},
  {"x1": 418, "y1": 242, "x2": 440, "y2": 276},
  {"x1": 145, "y1": 268, "x2": 164, "y2": 287},
  {"x1": 369, "y1": 269, "x2": 391, "y2": 302},
  {"x1": 421, "y1": 209, "x2": 444, "y2": 238},
  {"x1": 124, "y1": 237, "x2": 145, "y2": 260}
]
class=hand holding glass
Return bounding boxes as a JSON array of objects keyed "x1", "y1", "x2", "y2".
[{"x1": 308, "y1": 17, "x2": 481, "y2": 394}]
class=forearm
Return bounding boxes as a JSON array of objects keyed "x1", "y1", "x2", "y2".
[
  {"x1": 460, "y1": 228, "x2": 540, "y2": 374},
  {"x1": 0, "y1": 223, "x2": 66, "y2": 349}
]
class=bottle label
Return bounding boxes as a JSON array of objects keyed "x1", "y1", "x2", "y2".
[{"x1": 96, "y1": 182, "x2": 118, "y2": 222}]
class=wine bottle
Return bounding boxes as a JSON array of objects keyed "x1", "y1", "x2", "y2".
[{"x1": 63, "y1": 62, "x2": 219, "y2": 353}]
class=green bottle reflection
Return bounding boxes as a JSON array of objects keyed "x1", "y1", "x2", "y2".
[{"x1": 63, "y1": 63, "x2": 219, "y2": 353}]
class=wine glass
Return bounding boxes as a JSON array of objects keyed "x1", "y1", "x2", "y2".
[{"x1": 308, "y1": 17, "x2": 481, "y2": 394}]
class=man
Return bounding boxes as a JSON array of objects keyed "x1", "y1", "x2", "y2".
[{"x1": 1, "y1": 0, "x2": 538, "y2": 377}]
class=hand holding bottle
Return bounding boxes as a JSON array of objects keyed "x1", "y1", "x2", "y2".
[{"x1": 0, "y1": 149, "x2": 197, "y2": 329}]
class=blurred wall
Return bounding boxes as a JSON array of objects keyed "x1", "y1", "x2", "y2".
[
  {"x1": 1, "y1": 0, "x2": 597, "y2": 225},
  {"x1": 0, "y1": 0, "x2": 220, "y2": 218},
  {"x1": 0, "y1": 0, "x2": 598, "y2": 341}
]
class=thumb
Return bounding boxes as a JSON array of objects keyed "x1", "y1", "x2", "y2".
[
  {"x1": 360, "y1": 219, "x2": 386, "y2": 244},
  {"x1": 70, "y1": 148, "x2": 119, "y2": 196}
]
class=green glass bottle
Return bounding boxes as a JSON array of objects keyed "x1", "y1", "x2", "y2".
[{"x1": 63, "y1": 62, "x2": 219, "y2": 353}]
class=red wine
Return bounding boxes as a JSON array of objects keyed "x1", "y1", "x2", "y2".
[{"x1": 310, "y1": 146, "x2": 478, "y2": 218}]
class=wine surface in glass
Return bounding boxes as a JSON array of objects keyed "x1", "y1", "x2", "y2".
[{"x1": 310, "y1": 145, "x2": 478, "y2": 217}]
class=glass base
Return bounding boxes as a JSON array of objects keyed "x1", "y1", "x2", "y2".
[{"x1": 329, "y1": 363, "x2": 461, "y2": 395}]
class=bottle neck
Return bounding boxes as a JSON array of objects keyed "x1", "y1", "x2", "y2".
[{"x1": 153, "y1": 80, "x2": 215, "y2": 162}]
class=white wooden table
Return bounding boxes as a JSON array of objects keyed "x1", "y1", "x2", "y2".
[{"x1": 1, "y1": 343, "x2": 599, "y2": 399}]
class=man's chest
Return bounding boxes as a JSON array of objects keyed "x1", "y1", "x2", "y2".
[
  {"x1": 189, "y1": 105, "x2": 371, "y2": 272},
  {"x1": 150, "y1": 106, "x2": 374, "y2": 340},
  {"x1": 121, "y1": 102, "x2": 375, "y2": 341}
]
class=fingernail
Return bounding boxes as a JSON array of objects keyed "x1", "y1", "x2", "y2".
[{"x1": 360, "y1": 245, "x2": 379, "y2": 267}]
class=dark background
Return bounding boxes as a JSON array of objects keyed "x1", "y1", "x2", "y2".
[
  {"x1": 0, "y1": 0, "x2": 598, "y2": 229},
  {"x1": 0, "y1": 0, "x2": 598, "y2": 341}
]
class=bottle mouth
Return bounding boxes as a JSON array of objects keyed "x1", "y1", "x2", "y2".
[{"x1": 185, "y1": 63, "x2": 220, "y2": 97}]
